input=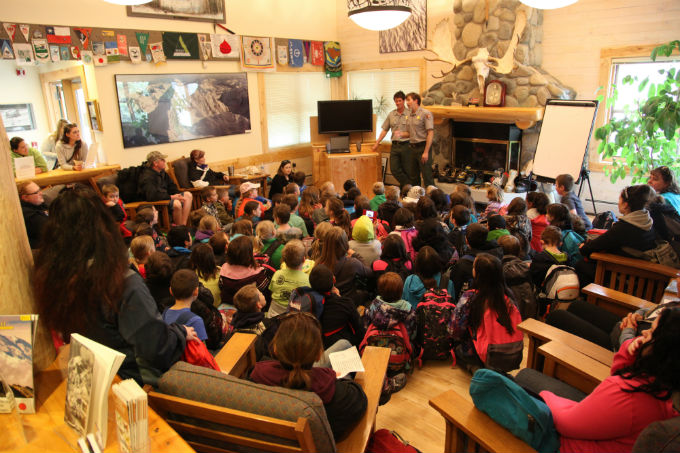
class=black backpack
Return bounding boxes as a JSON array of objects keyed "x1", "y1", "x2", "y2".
[
  {"x1": 649, "y1": 202, "x2": 680, "y2": 256},
  {"x1": 502, "y1": 256, "x2": 537, "y2": 320},
  {"x1": 116, "y1": 164, "x2": 146, "y2": 202}
]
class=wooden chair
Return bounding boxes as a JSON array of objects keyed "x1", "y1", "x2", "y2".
[
  {"x1": 429, "y1": 389, "x2": 536, "y2": 453},
  {"x1": 582, "y1": 283, "x2": 658, "y2": 318},
  {"x1": 590, "y1": 252, "x2": 680, "y2": 303},
  {"x1": 538, "y1": 341, "x2": 611, "y2": 394},
  {"x1": 149, "y1": 333, "x2": 390, "y2": 453},
  {"x1": 88, "y1": 172, "x2": 172, "y2": 232},
  {"x1": 518, "y1": 318, "x2": 614, "y2": 371}
]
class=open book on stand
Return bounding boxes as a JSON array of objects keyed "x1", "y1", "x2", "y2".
[
  {"x1": 64, "y1": 333, "x2": 125, "y2": 448},
  {"x1": 0, "y1": 314, "x2": 39, "y2": 414}
]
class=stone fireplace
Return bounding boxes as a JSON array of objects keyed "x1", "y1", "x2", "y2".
[{"x1": 422, "y1": 0, "x2": 576, "y2": 173}]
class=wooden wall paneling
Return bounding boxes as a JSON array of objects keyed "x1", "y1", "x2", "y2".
[
  {"x1": 257, "y1": 73, "x2": 269, "y2": 153},
  {"x1": 0, "y1": 118, "x2": 56, "y2": 370}
]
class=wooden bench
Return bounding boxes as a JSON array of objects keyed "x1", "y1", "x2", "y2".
[
  {"x1": 429, "y1": 389, "x2": 536, "y2": 453},
  {"x1": 590, "y1": 252, "x2": 680, "y2": 303},
  {"x1": 518, "y1": 318, "x2": 615, "y2": 371},
  {"x1": 582, "y1": 283, "x2": 657, "y2": 318},
  {"x1": 538, "y1": 341, "x2": 611, "y2": 394},
  {"x1": 149, "y1": 334, "x2": 390, "y2": 453}
]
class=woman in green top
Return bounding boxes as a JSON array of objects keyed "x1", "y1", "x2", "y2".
[{"x1": 10, "y1": 136, "x2": 48, "y2": 174}]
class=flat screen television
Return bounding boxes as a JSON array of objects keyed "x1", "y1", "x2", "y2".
[{"x1": 317, "y1": 99, "x2": 373, "y2": 134}]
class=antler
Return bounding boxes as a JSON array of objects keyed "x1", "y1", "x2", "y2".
[
  {"x1": 488, "y1": 8, "x2": 527, "y2": 74},
  {"x1": 425, "y1": 18, "x2": 471, "y2": 78}
]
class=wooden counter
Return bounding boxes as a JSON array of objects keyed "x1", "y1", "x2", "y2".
[
  {"x1": 1, "y1": 346, "x2": 193, "y2": 453},
  {"x1": 15, "y1": 164, "x2": 120, "y2": 188},
  {"x1": 312, "y1": 146, "x2": 381, "y2": 196}
]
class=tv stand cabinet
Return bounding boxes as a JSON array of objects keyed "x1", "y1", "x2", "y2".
[{"x1": 312, "y1": 145, "x2": 380, "y2": 196}]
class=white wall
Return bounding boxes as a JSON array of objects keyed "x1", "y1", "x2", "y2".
[
  {"x1": 0, "y1": 61, "x2": 50, "y2": 149},
  {"x1": 1, "y1": 0, "x2": 337, "y2": 167}
]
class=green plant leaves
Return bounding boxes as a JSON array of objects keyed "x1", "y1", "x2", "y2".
[{"x1": 594, "y1": 40, "x2": 680, "y2": 184}]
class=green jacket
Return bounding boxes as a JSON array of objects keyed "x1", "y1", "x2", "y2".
[
  {"x1": 369, "y1": 194, "x2": 386, "y2": 212},
  {"x1": 12, "y1": 147, "x2": 48, "y2": 174}
]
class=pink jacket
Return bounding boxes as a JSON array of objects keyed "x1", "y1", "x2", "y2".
[{"x1": 540, "y1": 339, "x2": 678, "y2": 453}]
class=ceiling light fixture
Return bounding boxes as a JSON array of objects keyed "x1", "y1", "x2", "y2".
[
  {"x1": 347, "y1": 0, "x2": 412, "y2": 31},
  {"x1": 519, "y1": 0, "x2": 578, "y2": 9},
  {"x1": 103, "y1": 0, "x2": 152, "y2": 6}
]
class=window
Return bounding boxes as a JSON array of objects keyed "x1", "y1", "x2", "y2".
[
  {"x1": 608, "y1": 59, "x2": 680, "y2": 123},
  {"x1": 264, "y1": 72, "x2": 330, "y2": 148},
  {"x1": 347, "y1": 68, "x2": 420, "y2": 140}
]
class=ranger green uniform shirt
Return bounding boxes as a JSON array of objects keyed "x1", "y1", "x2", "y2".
[
  {"x1": 381, "y1": 108, "x2": 410, "y2": 142},
  {"x1": 408, "y1": 106, "x2": 434, "y2": 143}
]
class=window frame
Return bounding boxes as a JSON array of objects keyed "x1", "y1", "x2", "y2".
[{"x1": 591, "y1": 44, "x2": 676, "y2": 172}]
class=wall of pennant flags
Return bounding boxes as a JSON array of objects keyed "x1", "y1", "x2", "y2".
[{"x1": 0, "y1": 22, "x2": 342, "y2": 76}]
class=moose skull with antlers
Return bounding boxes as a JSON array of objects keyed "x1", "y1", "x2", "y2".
[{"x1": 425, "y1": 8, "x2": 527, "y2": 98}]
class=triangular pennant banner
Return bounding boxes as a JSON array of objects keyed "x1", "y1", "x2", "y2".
[
  {"x1": 1, "y1": 39, "x2": 14, "y2": 59},
  {"x1": 19, "y1": 24, "x2": 29, "y2": 42},
  {"x1": 136, "y1": 32, "x2": 149, "y2": 55},
  {"x1": 3, "y1": 24, "x2": 16, "y2": 42}
]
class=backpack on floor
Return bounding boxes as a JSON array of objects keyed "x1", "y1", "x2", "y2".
[
  {"x1": 470, "y1": 301, "x2": 523, "y2": 372},
  {"x1": 360, "y1": 322, "x2": 414, "y2": 374},
  {"x1": 649, "y1": 201, "x2": 680, "y2": 257},
  {"x1": 415, "y1": 273, "x2": 456, "y2": 360},
  {"x1": 538, "y1": 264, "x2": 580, "y2": 302},
  {"x1": 470, "y1": 369, "x2": 560, "y2": 453},
  {"x1": 366, "y1": 429, "x2": 421, "y2": 453}
]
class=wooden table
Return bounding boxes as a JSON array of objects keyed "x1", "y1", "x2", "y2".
[
  {"x1": 15, "y1": 164, "x2": 120, "y2": 188},
  {"x1": 229, "y1": 173, "x2": 268, "y2": 197},
  {"x1": 1, "y1": 347, "x2": 193, "y2": 453}
]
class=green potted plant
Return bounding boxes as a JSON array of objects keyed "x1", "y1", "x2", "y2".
[{"x1": 595, "y1": 40, "x2": 680, "y2": 183}]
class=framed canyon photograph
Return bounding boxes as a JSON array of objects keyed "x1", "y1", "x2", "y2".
[
  {"x1": 127, "y1": 0, "x2": 226, "y2": 23},
  {"x1": 115, "y1": 73, "x2": 251, "y2": 148}
]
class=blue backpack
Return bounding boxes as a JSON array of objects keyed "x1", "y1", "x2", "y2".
[{"x1": 469, "y1": 369, "x2": 560, "y2": 453}]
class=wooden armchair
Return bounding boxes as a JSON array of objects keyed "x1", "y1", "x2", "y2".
[
  {"x1": 149, "y1": 333, "x2": 390, "y2": 453},
  {"x1": 429, "y1": 389, "x2": 536, "y2": 453},
  {"x1": 590, "y1": 252, "x2": 680, "y2": 303},
  {"x1": 88, "y1": 172, "x2": 172, "y2": 232},
  {"x1": 582, "y1": 283, "x2": 657, "y2": 318},
  {"x1": 518, "y1": 318, "x2": 614, "y2": 371}
]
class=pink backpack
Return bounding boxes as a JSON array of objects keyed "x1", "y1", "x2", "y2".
[
  {"x1": 396, "y1": 229, "x2": 418, "y2": 263},
  {"x1": 471, "y1": 302, "x2": 523, "y2": 372}
]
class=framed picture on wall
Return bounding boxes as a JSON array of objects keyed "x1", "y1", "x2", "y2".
[
  {"x1": 86, "y1": 100, "x2": 103, "y2": 132},
  {"x1": 0, "y1": 103, "x2": 36, "y2": 132},
  {"x1": 114, "y1": 73, "x2": 251, "y2": 148},
  {"x1": 126, "y1": 0, "x2": 226, "y2": 23}
]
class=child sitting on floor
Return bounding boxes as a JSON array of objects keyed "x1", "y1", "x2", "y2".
[
  {"x1": 530, "y1": 225, "x2": 569, "y2": 288},
  {"x1": 229, "y1": 284, "x2": 268, "y2": 338},
  {"x1": 163, "y1": 269, "x2": 208, "y2": 342},
  {"x1": 202, "y1": 186, "x2": 233, "y2": 228},
  {"x1": 129, "y1": 234, "x2": 154, "y2": 278},
  {"x1": 102, "y1": 183, "x2": 132, "y2": 240},
  {"x1": 268, "y1": 240, "x2": 310, "y2": 318}
]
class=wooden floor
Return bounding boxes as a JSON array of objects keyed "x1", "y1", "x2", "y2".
[{"x1": 375, "y1": 340, "x2": 530, "y2": 452}]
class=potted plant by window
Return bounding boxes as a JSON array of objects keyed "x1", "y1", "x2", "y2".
[{"x1": 595, "y1": 40, "x2": 680, "y2": 183}]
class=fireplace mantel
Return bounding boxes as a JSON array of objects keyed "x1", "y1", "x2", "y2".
[{"x1": 429, "y1": 106, "x2": 544, "y2": 130}]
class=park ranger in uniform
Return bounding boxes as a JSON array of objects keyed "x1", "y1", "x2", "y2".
[
  {"x1": 372, "y1": 91, "x2": 411, "y2": 189},
  {"x1": 405, "y1": 92, "x2": 434, "y2": 187}
]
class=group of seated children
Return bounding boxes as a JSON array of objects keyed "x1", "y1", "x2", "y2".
[{"x1": 30, "y1": 156, "x2": 680, "y2": 448}]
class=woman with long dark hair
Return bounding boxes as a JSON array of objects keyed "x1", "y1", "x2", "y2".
[
  {"x1": 537, "y1": 307, "x2": 680, "y2": 452},
  {"x1": 402, "y1": 245, "x2": 455, "y2": 308},
  {"x1": 448, "y1": 253, "x2": 522, "y2": 372},
  {"x1": 54, "y1": 123, "x2": 88, "y2": 170},
  {"x1": 268, "y1": 159, "x2": 293, "y2": 199},
  {"x1": 33, "y1": 188, "x2": 191, "y2": 385},
  {"x1": 325, "y1": 197, "x2": 352, "y2": 238}
]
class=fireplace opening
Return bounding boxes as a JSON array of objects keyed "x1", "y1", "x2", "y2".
[{"x1": 452, "y1": 122, "x2": 522, "y2": 174}]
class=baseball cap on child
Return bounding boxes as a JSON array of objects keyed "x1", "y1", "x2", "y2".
[{"x1": 240, "y1": 182, "x2": 261, "y2": 194}]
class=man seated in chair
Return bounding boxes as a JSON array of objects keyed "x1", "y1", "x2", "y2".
[{"x1": 138, "y1": 151, "x2": 193, "y2": 226}]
